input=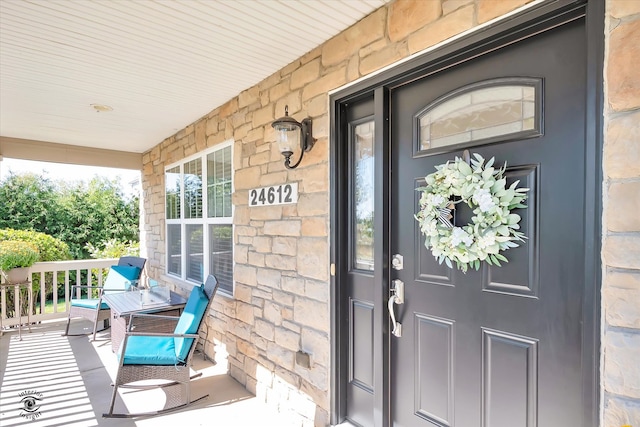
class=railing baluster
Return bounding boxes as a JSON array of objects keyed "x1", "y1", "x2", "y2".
[{"x1": 0, "y1": 259, "x2": 118, "y2": 327}]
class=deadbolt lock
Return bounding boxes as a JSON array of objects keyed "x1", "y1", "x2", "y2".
[{"x1": 392, "y1": 254, "x2": 404, "y2": 270}]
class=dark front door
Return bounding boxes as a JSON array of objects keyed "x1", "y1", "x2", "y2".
[{"x1": 390, "y1": 19, "x2": 587, "y2": 426}]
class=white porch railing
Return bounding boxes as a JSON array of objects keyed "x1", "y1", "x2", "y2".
[{"x1": 0, "y1": 258, "x2": 119, "y2": 327}]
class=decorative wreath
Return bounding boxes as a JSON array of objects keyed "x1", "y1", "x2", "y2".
[{"x1": 415, "y1": 153, "x2": 528, "y2": 273}]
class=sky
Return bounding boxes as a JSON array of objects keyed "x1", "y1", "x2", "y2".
[{"x1": 0, "y1": 158, "x2": 140, "y2": 196}]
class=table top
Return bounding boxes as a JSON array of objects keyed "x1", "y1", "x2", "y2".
[{"x1": 102, "y1": 289, "x2": 187, "y2": 317}]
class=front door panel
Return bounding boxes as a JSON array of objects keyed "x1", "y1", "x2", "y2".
[{"x1": 390, "y1": 19, "x2": 586, "y2": 426}]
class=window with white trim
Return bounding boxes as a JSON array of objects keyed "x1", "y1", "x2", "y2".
[{"x1": 165, "y1": 140, "x2": 234, "y2": 294}]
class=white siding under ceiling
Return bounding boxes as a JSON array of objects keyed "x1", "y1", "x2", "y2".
[{"x1": 0, "y1": 0, "x2": 389, "y2": 153}]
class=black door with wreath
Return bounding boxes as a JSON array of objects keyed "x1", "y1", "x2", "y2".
[{"x1": 389, "y1": 18, "x2": 587, "y2": 426}]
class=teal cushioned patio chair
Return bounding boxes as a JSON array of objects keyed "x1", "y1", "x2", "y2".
[
  {"x1": 103, "y1": 274, "x2": 219, "y2": 418},
  {"x1": 64, "y1": 256, "x2": 146, "y2": 341}
]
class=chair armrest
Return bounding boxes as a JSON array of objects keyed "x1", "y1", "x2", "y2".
[
  {"x1": 126, "y1": 312, "x2": 180, "y2": 332},
  {"x1": 70, "y1": 284, "x2": 104, "y2": 291},
  {"x1": 125, "y1": 331, "x2": 199, "y2": 339},
  {"x1": 70, "y1": 284, "x2": 105, "y2": 298}
]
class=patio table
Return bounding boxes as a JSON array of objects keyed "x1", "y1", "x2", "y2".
[{"x1": 102, "y1": 289, "x2": 187, "y2": 353}]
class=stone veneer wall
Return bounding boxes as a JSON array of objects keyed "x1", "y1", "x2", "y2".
[
  {"x1": 602, "y1": 0, "x2": 640, "y2": 425},
  {"x1": 139, "y1": 0, "x2": 639, "y2": 425}
]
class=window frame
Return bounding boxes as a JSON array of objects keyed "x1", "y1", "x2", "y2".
[{"x1": 164, "y1": 139, "x2": 234, "y2": 295}]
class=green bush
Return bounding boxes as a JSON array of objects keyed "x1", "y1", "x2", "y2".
[
  {"x1": 0, "y1": 229, "x2": 71, "y2": 261},
  {"x1": 85, "y1": 238, "x2": 140, "y2": 259},
  {"x1": 0, "y1": 240, "x2": 39, "y2": 270},
  {"x1": 0, "y1": 229, "x2": 71, "y2": 318}
]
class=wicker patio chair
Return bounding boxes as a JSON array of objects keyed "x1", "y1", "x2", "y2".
[
  {"x1": 63, "y1": 256, "x2": 146, "y2": 340},
  {"x1": 103, "y1": 274, "x2": 219, "y2": 418}
]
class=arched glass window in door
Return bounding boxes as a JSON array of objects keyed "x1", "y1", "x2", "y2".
[{"x1": 415, "y1": 77, "x2": 542, "y2": 156}]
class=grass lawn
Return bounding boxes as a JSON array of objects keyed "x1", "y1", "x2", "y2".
[{"x1": 38, "y1": 300, "x2": 68, "y2": 314}]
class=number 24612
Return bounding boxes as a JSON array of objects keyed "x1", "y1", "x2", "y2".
[{"x1": 249, "y1": 184, "x2": 295, "y2": 206}]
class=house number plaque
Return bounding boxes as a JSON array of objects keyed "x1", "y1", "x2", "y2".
[{"x1": 248, "y1": 183, "x2": 298, "y2": 207}]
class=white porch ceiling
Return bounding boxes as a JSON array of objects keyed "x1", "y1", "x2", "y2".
[{"x1": 0, "y1": 0, "x2": 389, "y2": 154}]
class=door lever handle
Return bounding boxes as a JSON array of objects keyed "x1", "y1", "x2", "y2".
[
  {"x1": 388, "y1": 279, "x2": 404, "y2": 337},
  {"x1": 388, "y1": 295, "x2": 402, "y2": 337}
]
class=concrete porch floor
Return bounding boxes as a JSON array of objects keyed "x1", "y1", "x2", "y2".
[{"x1": 0, "y1": 319, "x2": 295, "y2": 427}]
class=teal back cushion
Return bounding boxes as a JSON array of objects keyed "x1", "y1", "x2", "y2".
[
  {"x1": 174, "y1": 285, "x2": 208, "y2": 362},
  {"x1": 103, "y1": 265, "x2": 141, "y2": 294}
]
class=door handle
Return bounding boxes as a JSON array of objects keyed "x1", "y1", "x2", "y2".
[{"x1": 388, "y1": 279, "x2": 404, "y2": 337}]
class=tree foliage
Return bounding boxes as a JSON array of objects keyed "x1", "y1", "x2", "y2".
[{"x1": 0, "y1": 172, "x2": 139, "y2": 259}]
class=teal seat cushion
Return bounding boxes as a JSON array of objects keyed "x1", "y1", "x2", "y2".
[
  {"x1": 103, "y1": 265, "x2": 141, "y2": 294},
  {"x1": 120, "y1": 336, "x2": 178, "y2": 365},
  {"x1": 174, "y1": 285, "x2": 208, "y2": 362},
  {"x1": 70, "y1": 298, "x2": 109, "y2": 310}
]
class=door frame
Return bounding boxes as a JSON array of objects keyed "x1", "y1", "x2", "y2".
[{"x1": 329, "y1": 0, "x2": 603, "y2": 426}]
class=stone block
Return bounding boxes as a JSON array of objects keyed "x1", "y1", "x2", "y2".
[
  {"x1": 234, "y1": 245, "x2": 248, "y2": 263},
  {"x1": 294, "y1": 297, "x2": 329, "y2": 332},
  {"x1": 235, "y1": 166, "x2": 262, "y2": 190},
  {"x1": 255, "y1": 319, "x2": 275, "y2": 341},
  {"x1": 264, "y1": 302, "x2": 284, "y2": 326},
  {"x1": 321, "y1": 8, "x2": 386, "y2": 67},
  {"x1": 248, "y1": 251, "x2": 265, "y2": 267},
  {"x1": 603, "y1": 394, "x2": 640, "y2": 427},
  {"x1": 263, "y1": 220, "x2": 302, "y2": 236},
  {"x1": 605, "y1": 110, "x2": 640, "y2": 179},
  {"x1": 265, "y1": 254, "x2": 297, "y2": 270},
  {"x1": 297, "y1": 193, "x2": 329, "y2": 216},
  {"x1": 604, "y1": 330, "x2": 640, "y2": 398},
  {"x1": 236, "y1": 301, "x2": 255, "y2": 324},
  {"x1": 478, "y1": 0, "x2": 533, "y2": 23},
  {"x1": 235, "y1": 283, "x2": 253, "y2": 303},
  {"x1": 291, "y1": 59, "x2": 321, "y2": 90},
  {"x1": 388, "y1": 0, "x2": 442, "y2": 42},
  {"x1": 604, "y1": 286, "x2": 640, "y2": 328},
  {"x1": 443, "y1": 0, "x2": 473, "y2": 15},
  {"x1": 252, "y1": 105, "x2": 275, "y2": 128},
  {"x1": 256, "y1": 268, "x2": 282, "y2": 288},
  {"x1": 603, "y1": 234, "x2": 640, "y2": 269},
  {"x1": 607, "y1": 20, "x2": 640, "y2": 111},
  {"x1": 609, "y1": 0, "x2": 640, "y2": 18},
  {"x1": 266, "y1": 342, "x2": 295, "y2": 370},
  {"x1": 270, "y1": 79, "x2": 291, "y2": 102},
  {"x1": 290, "y1": 163, "x2": 329, "y2": 193},
  {"x1": 273, "y1": 289, "x2": 295, "y2": 307},
  {"x1": 301, "y1": 328, "x2": 329, "y2": 367},
  {"x1": 302, "y1": 69, "x2": 348, "y2": 102},
  {"x1": 239, "y1": 86, "x2": 260, "y2": 109},
  {"x1": 272, "y1": 236, "x2": 297, "y2": 256},
  {"x1": 408, "y1": 5, "x2": 474, "y2": 54},
  {"x1": 275, "y1": 327, "x2": 300, "y2": 351},
  {"x1": 234, "y1": 264, "x2": 257, "y2": 286},
  {"x1": 607, "y1": 181, "x2": 640, "y2": 231},
  {"x1": 251, "y1": 236, "x2": 272, "y2": 253},
  {"x1": 607, "y1": 270, "x2": 640, "y2": 290},
  {"x1": 360, "y1": 41, "x2": 408, "y2": 76},
  {"x1": 259, "y1": 171, "x2": 288, "y2": 186},
  {"x1": 251, "y1": 206, "x2": 283, "y2": 221},
  {"x1": 297, "y1": 238, "x2": 329, "y2": 281},
  {"x1": 305, "y1": 279, "x2": 329, "y2": 303},
  {"x1": 301, "y1": 217, "x2": 328, "y2": 237},
  {"x1": 249, "y1": 150, "x2": 271, "y2": 166}
]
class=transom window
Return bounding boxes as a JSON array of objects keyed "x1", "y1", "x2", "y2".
[
  {"x1": 165, "y1": 140, "x2": 234, "y2": 294},
  {"x1": 415, "y1": 77, "x2": 542, "y2": 155}
]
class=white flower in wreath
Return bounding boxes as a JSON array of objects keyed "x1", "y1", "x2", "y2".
[
  {"x1": 451, "y1": 227, "x2": 473, "y2": 247},
  {"x1": 472, "y1": 188, "x2": 496, "y2": 212},
  {"x1": 415, "y1": 153, "x2": 529, "y2": 273}
]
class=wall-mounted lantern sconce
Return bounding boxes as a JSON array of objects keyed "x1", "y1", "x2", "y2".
[{"x1": 271, "y1": 105, "x2": 315, "y2": 169}]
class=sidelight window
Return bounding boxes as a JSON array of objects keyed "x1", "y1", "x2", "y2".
[{"x1": 352, "y1": 119, "x2": 375, "y2": 271}]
